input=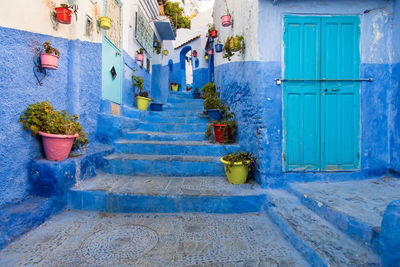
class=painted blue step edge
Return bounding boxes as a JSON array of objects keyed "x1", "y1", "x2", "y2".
[
  {"x1": 96, "y1": 113, "x2": 141, "y2": 144},
  {"x1": 68, "y1": 190, "x2": 266, "y2": 214},
  {"x1": 0, "y1": 196, "x2": 55, "y2": 249},
  {"x1": 103, "y1": 158, "x2": 225, "y2": 176},
  {"x1": 124, "y1": 132, "x2": 206, "y2": 141},
  {"x1": 263, "y1": 202, "x2": 327, "y2": 267},
  {"x1": 286, "y1": 185, "x2": 380, "y2": 250}
]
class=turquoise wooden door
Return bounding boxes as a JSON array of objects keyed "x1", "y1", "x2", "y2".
[
  {"x1": 283, "y1": 16, "x2": 360, "y2": 171},
  {"x1": 102, "y1": 0, "x2": 122, "y2": 104}
]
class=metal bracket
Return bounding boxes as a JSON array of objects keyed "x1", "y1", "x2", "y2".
[{"x1": 33, "y1": 49, "x2": 47, "y2": 86}]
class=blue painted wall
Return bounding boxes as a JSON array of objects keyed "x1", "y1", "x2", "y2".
[
  {"x1": 193, "y1": 68, "x2": 208, "y2": 90},
  {"x1": 0, "y1": 26, "x2": 102, "y2": 207},
  {"x1": 151, "y1": 64, "x2": 169, "y2": 103}
]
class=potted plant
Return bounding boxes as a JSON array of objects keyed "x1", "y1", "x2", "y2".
[
  {"x1": 136, "y1": 48, "x2": 145, "y2": 61},
  {"x1": 208, "y1": 49, "x2": 213, "y2": 55},
  {"x1": 55, "y1": 4, "x2": 78, "y2": 24},
  {"x1": 221, "y1": 3, "x2": 231, "y2": 27},
  {"x1": 223, "y1": 35, "x2": 245, "y2": 61},
  {"x1": 163, "y1": 49, "x2": 169, "y2": 56},
  {"x1": 171, "y1": 83, "x2": 179, "y2": 92},
  {"x1": 40, "y1": 41, "x2": 60, "y2": 70},
  {"x1": 192, "y1": 87, "x2": 200, "y2": 99},
  {"x1": 192, "y1": 50, "x2": 198, "y2": 57},
  {"x1": 153, "y1": 40, "x2": 162, "y2": 54},
  {"x1": 150, "y1": 102, "x2": 163, "y2": 111},
  {"x1": 99, "y1": 16, "x2": 111, "y2": 30},
  {"x1": 206, "y1": 106, "x2": 237, "y2": 144},
  {"x1": 205, "y1": 53, "x2": 209, "y2": 61},
  {"x1": 19, "y1": 101, "x2": 88, "y2": 161},
  {"x1": 208, "y1": 24, "x2": 218, "y2": 38},
  {"x1": 220, "y1": 150, "x2": 256, "y2": 184},
  {"x1": 202, "y1": 83, "x2": 223, "y2": 121},
  {"x1": 215, "y1": 41, "x2": 223, "y2": 53},
  {"x1": 133, "y1": 71, "x2": 152, "y2": 110}
]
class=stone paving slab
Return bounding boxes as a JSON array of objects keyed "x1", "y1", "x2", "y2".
[
  {"x1": 289, "y1": 176, "x2": 400, "y2": 228},
  {"x1": 0, "y1": 211, "x2": 309, "y2": 266},
  {"x1": 72, "y1": 174, "x2": 267, "y2": 196}
]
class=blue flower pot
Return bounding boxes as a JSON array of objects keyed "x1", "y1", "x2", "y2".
[
  {"x1": 207, "y1": 109, "x2": 222, "y2": 121},
  {"x1": 150, "y1": 103, "x2": 163, "y2": 111},
  {"x1": 215, "y1": 44, "x2": 223, "y2": 53},
  {"x1": 192, "y1": 92, "x2": 200, "y2": 99}
]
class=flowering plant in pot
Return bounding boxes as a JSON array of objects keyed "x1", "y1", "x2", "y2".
[
  {"x1": 205, "y1": 106, "x2": 237, "y2": 144},
  {"x1": 192, "y1": 50, "x2": 198, "y2": 57},
  {"x1": 55, "y1": 4, "x2": 78, "y2": 24},
  {"x1": 19, "y1": 101, "x2": 88, "y2": 161},
  {"x1": 221, "y1": 149, "x2": 256, "y2": 184},
  {"x1": 40, "y1": 41, "x2": 60, "y2": 70},
  {"x1": 133, "y1": 71, "x2": 152, "y2": 110},
  {"x1": 208, "y1": 24, "x2": 218, "y2": 38},
  {"x1": 136, "y1": 48, "x2": 145, "y2": 61},
  {"x1": 223, "y1": 35, "x2": 245, "y2": 61}
]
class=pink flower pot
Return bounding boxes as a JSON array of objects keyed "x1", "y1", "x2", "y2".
[
  {"x1": 221, "y1": 14, "x2": 232, "y2": 27},
  {"x1": 40, "y1": 53, "x2": 59, "y2": 70},
  {"x1": 136, "y1": 54, "x2": 144, "y2": 61},
  {"x1": 39, "y1": 131, "x2": 78, "y2": 161},
  {"x1": 208, "y1": 50, "x2": 213, "y2": 55}
]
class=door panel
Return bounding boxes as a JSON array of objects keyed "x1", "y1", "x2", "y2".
[
  {"x1": 283, "y1": 16, "x2": 360, "y2": 172},
  {"x1": 284, "y1": 17, "x2": 320, "y2": 171},
  {"x1": 102, "y1": 0, "x2": 122, "y2": 104},
  {"x1": 321, "y1": 16, "x2": 360, "y2": 170}
]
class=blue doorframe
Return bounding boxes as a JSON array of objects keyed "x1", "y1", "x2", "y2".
[{"x1": 283, "y1": 15, "x2": 360, "y2": 172}]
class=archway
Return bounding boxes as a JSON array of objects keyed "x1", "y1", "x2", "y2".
[{"x1": 179, "y1": 45, "x2": 192, "y2": 91}]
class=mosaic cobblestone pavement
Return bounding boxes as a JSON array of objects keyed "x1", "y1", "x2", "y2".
[{"x1": 0, "y1": 211, "x2": 309, "y2": 266}]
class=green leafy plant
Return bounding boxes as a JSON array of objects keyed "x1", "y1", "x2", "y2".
[
  {"x1": 18, "y1": 101, "x2": 88, "y2": 150},
  {"x1": 202, "y1": 83, "x2": 223, "y2": 111},
  {"x1": 136, "y1": 48, "x2": 145, "y2": 55},
  {"x1": 164, "y1": 1, "x2": 190, "y2": 29},
  {"x1": 154, "y1": 40, "x2": 161, "y2": 54},
  {"x1": 42, "y1": 41, "x2": 60, "y2": 56},
  {"x1": 222, "y1": 148, "x2": 257, "y2": 173},
  {"x1": 132, "y1": 70, "x2": 150, "y2": 98},
  {"x1": 223, "y1": 35, "x2": 245, "y2": 61}
]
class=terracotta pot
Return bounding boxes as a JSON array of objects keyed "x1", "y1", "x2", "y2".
[
  {"x1": 55, "y1": 7, "x2": 72, "y2": 24},
  {"x1": 40, "y1": 53, "x2": 59, "y2": 70},
  {"x1": 213, "y1": 124, "x2": 232, "y2": 144},
  {"x1": 39, "y1": 131, "x2": 78, "y2": 161}
]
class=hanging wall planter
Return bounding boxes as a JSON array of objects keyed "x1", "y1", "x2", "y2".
[
  {"x1": 193, "y1": 50, "x2": 198, "y2": 57},
  {"x1": 221, "y1": 14, "x2": 232, "y2": 27},
  {"x1": 211, "y1": 30, "x2": 218, "y2": 38},
  {"x1": 208, "y1": 49, "x2": 213, "y2": 56},
  {"x1": 163, "y1": 49, "x2": 169, "y2": 56},
  {"x1": 171, "y1": 83, "x2": 179, "y2": 92},
  {"x1": 40, "y1": 42, "x2": 60, "y2": 70},
  {"x1": 99, "y1": 16, "x2": 111, "y2": 30},
  {"x1": 215, "y1": 44, "x2": 223, "y2": 53},
  {"x1": 205, "y1": 54, "x2": 209, "y2": 61},
  {"x1": 54, "y1": 4, "x2": 78, "y2": 24},
  {"x1": 136, "y1": 48, "x2": 144, "y2": 62}
]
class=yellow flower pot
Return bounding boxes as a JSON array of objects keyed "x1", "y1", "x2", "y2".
[
  {"x1": 163, "y1": 50, "x2": 169, "y2": 55},
  {"x1": 220, "y1": 157, "x2": 250, "y2": 185},
  {"x1": 205, "y1": 55, "x2": 209, "y2": 60},
  {"x1": 136, "y1": 96, "x2": 151, "y2": 110},
  {"x1": 171, "y1": 84, "x2": 179, "y2": 91},
  {"x1": 99, "y1": 16, "x2": 111, "y2": 30}
]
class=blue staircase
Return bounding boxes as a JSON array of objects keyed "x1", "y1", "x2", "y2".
[{"x1": 68, "y1": 92, "x2": 267, "y2": 213}]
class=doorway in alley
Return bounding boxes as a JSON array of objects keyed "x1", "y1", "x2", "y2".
[{"x1": 283, "y1": 16, "x2": 360, "y2": 171}]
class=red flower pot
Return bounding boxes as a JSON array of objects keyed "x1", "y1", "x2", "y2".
[
  {"x1": 136, "y1": 54, "x2": 144, "y2": 61},
  {"x1": 213, "y1": 124, "x2": 232, "y2": 144},
  {"x1": 221, "y1": 14, "x2": 232, "y2": 27},
  {"x1": 193, "y1": 51, "x2": 197, "y2": 57},
  {"x1": 55, "y1": 7, "x2": 72, "y2": 24},
  {"x1": 39, "y1": 131, "x2": 78, "y2": 161},
  {"x1": 40, "y1": 53, "x2": 59, "y2": 70},
  {"x1": 211, "y1": 30, "x2": 218, "y2": 38}
]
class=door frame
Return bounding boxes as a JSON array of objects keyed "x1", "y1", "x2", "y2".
[
  {"x1": 102, "y1": 0, "x2": 123, "y2": 104},
  {"x1": 282, "y1": 14, "x2": 361, "y2": 172}
]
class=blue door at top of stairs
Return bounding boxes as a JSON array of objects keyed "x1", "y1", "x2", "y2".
[{"x1": 283, "y1": 16, "x2": 360, "y2": 172}]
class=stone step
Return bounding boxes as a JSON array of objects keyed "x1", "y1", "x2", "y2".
[
  {"x1": 114, "y1": 140, "x2": 239, "y2": 156},
  {"x1": 167, "y1": 97, "x2": 203, "y2": 104},
  {"x1": 137, "y1": 122, "x2": 208, "y2": 133},
  {"x1": 68, "y1": 174, "x2": 267, "y2": 213},
  {"x1": 167, "y1": 105, "x2": 204, "y2": 111},
  {"x1": 145, "y1": 115, "x2": 207, "y2": 124},
  {"x1": 125, "y1": 131, "x2": 206, "y2": 141},
  {"x1": 148, "y1": 110, "x2": 204, "y2": 117},
  {"x1": 169, "y1": 92, "x2": 195, "y2": 99},
  {"x1": 265, "y1": 189, "x2": 381, "y2": 267},
  {"x1": 103, "y1": 153, "x2": 225, "y2": 176}
]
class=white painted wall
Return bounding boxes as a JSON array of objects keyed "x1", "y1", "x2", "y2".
[
  {"x1": 0, "y1": 0, "x2": 103, "y2": 43},
  {"x1": 212, "y1": 0, "x2": 259, "y2": 66}
]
